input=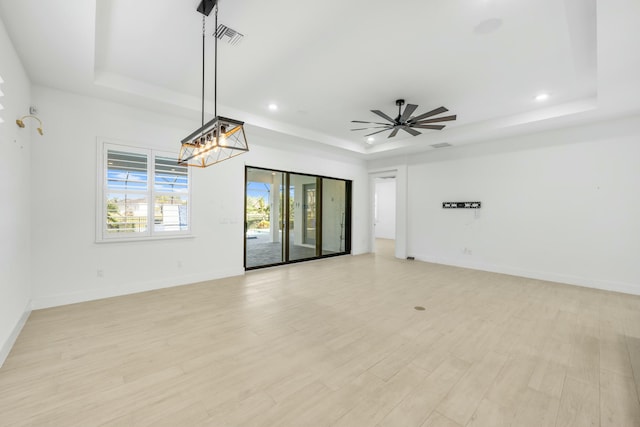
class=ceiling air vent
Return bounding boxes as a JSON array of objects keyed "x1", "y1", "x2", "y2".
[
  {"x1": 215, "y1": 24, "x2": 244, "y2": 45},
  {"x1": 430, "y1": 142, "x2": 452, "y2": 149}
]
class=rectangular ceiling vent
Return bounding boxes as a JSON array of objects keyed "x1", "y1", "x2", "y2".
[
  {"x1": 430, "y1": 142, "x2": 452, "y2": 149},
  {"x1": 215, "y1": 24, "x2": 244, "y2": 45}
]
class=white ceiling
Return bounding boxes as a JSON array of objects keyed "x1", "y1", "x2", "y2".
[{"x1": 1, "y1": 0, "x2": 639, "y2": 159}]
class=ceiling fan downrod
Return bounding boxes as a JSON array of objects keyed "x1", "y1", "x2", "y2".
[{"x1": 395, "y1": 99, "x2": 405, "y2": 122}]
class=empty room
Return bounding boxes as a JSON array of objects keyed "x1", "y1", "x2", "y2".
[{"x1": 1, "y1": 0, "x2": 639, "y2": 426}]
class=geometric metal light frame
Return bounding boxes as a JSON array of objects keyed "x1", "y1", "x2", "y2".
[{"x1": 178, "y1": 116, "x2": 248, "y2": 167}]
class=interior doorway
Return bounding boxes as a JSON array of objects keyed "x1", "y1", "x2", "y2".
[
  {"x1": 374, "y1": 176, "x2": 397, "y2": 256},
  {"x1": 375, "y1": 177, "x2": 396, "y2": 240}
]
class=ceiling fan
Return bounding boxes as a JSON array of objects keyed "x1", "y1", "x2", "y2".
[{"x1": 351, "y1": 99, "x2": 456, "y2": 138}]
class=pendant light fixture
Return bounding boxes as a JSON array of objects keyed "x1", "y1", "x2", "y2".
[{"x1": 178, "y1": 0, "x2": 249, "y2": 168}]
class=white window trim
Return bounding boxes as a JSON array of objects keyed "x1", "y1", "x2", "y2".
[{"x1": 96, "y1": 139, "x2": 192, "y2": 243}]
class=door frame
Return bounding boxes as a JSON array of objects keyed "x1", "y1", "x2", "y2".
[
  {"x1": 368, "y1": 165, "x2": 408, "y2": 259},
  {"x1": 245, "y1": 166, "x2": 352, "y2": 270}
]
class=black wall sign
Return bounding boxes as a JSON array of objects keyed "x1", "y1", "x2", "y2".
[{"x1": 442, "y1": 202, "x2": 481, "y2": 209}]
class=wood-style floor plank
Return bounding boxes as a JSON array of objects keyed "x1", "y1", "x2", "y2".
[
  {"x1": 600, "y1": 368, "x2": 640, "y2": 427},
  {"x1": 555, "y1": 377, "x2": 599, "y2": 427},
  {"x1": 1, "y1": 239, "x2": 640, "y2": 426}
]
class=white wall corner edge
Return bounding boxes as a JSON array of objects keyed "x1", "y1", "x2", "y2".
[
  {"x1": 30, "y1": 268, "x2": 245, "y2": 310},
  {"x1": 0, "y1": 305, "x2": 32, "y2": 368},
  {"x1": 412, "y1": 254, "x2": 640, "y2": 297}
]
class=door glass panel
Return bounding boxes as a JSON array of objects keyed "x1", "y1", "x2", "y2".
[
  {"x1": 289, "y1": 174, "x2": 318, "y2": 261},
  {"x1": 303, "y1": 183, "x2": 316, "y2": 245},
  {"x1": 245, "y1": 166, "x2": 351, "y2": 270},
  {"x1": 245, "y1": 168, "x2": 285, "y2": 268},
  {"x1": 322, "y1": 178, "x2": 346, "y2": 255}
]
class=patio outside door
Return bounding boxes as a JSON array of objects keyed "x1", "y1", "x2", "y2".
[
  {"x1": 245, "y1": 166, "x2": 351, "y2": 270},
  {"x1": 245, "y1": 168, "x2": 285, "y2": 269}
]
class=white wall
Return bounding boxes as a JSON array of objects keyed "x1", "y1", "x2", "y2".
[
  {"x1": 370, "y1": 115, "x2": 640, "y2": 295},
  {"x1": 374, "y1": 179, "x2": 396, "y2": 239},
  {"x1": 29, "y1": 86, "x2": 369, "y2": 308},
  {"x1": 0, "y1": 16, "x2": 32, "y2": 365}
]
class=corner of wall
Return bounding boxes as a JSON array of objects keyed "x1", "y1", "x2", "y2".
[{"x1": 0, "y1": 304, "x2": 31, "y2": 368}]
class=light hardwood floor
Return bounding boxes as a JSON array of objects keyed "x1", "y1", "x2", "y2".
[{"x1": 1, "y1": 240, "x2": 640, "y2": 426}]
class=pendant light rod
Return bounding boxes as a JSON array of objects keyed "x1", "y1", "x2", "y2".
[
  {"x1": 201, "y1": 15, "x2": 205, "y2": 131},
  {"x1": 214, "y1": 4, "x2": 218, "y2": 119},
  {"x1": 179, "y1": 0, "x2": 249, "y2": 168}
]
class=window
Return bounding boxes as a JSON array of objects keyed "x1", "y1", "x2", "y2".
[{"x1": 98, "y1": 141, "x2": 190, "y2": 241}]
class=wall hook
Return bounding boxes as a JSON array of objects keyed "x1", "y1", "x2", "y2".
[{"x1": 16, "y1": 114, "x2": 43, "y2": 135}]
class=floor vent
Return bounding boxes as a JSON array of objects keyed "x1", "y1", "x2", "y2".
[{"x1": 431, "y1": 142, "x2": 452, "y2": 149}]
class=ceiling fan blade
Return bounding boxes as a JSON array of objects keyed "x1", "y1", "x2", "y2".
[
  {"x1": 402, "y1": 126, "x2": 421, "y2": 136},
  {"x1": 370, "y1": 110, "x2": 395, "y2": 123},
  {"x1": 399, "y1": 104, "x2": 418, "y2": 123},
  {"x1": 408, "y1": 106, "x2": 449, "y2": 123},
  {"x1": 351, "y1": 126, "x2": 389, "y2": 131},
  {"x1": 388, "y1": 127, "x2": 400, "y2": 138},
  {"x1": 364, "y1": 128, "x2": 392, "y2": 137},
  {"x1": 416, "y1": 115, "x2": 457, "y2": 124},
  {"x1": 351, "y1": 120, "x2": 390, "y2": 125},
  {"x1": 412, "y1": 124, "x2": 446, "y2": 130}
]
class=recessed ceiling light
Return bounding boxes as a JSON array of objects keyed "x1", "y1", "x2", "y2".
[
  {"x1": 268, "y1": 103, "x2": 278, "y2": 111},
  {"x1": 535, "y1": 93, "x2": 550, "y2": 102},
  {"x1": 367, "y1": 137, "x2": 375, "y2": 143}
]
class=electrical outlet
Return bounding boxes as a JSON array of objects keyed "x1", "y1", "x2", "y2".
[
  {"x1": 463, "y1": 248, "x2": 472, "y2": 255},
  {"x1": 97, "y1": 269, "x2": 104, "y2": 277},
  {"x1": 177, "y1": 260, "x2": 183, "y2": 268}
]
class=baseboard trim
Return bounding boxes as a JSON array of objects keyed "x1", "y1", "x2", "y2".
[
  {"x1": 414, "y1": 254, "x2": 640, "y2": 296},
  {"x1": 31, "y1": 269, "x2": 244, "y2": 310},
  {"x1": 0, "y1": 306, "x2": 31, "y2": 368}
]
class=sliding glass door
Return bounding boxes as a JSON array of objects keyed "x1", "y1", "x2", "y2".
[
  {"x1": 245, "y1": 167, "x2": 351, "y2": 269},
  {"x1": 289, "y1": 174, "x2": 318, "y2": 262},
  {"x1": 245, "y1": 168, "x2": 285, "y2": 268},
  {"x1": 321, "y1": 177, "x2": 347, "y2": 256}
]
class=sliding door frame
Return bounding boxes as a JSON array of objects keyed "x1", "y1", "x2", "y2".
[{"x1": 244, "y1": 166, "x2": 351, "y2": 270}]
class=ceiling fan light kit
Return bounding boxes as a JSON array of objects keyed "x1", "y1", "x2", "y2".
[{"x1": 351, "y1": 99, "x2": 456, "y2": 139}]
